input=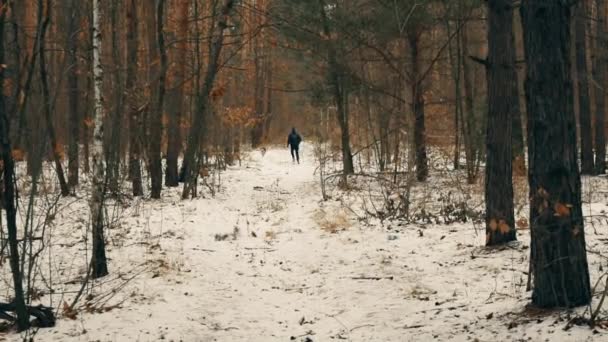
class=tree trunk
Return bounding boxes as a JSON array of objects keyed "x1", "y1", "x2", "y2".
[
  {"x1": 0, "y1": 2, "x2": 30, "y2": 330},
  {"x1": 91, "y1": 0, "x2": 109, "y2": 279},
  {"x1": 521, "y1": 0, "x2": 591, "y2": 308},
  {"x1": 108, "y1": 0, "x2": 124, "y2": 194},
  {"x1": 461, "y1": 25, "x2": 481, "y2": 184},
  {"x1": 165, "y1": 0, "x2": 188, "y2": 187},
  {"x1": 39, "y1": 0, "x2": 69, "y2": 197},
  {"x1": 67, "y1": 0, "x2": 80, "y2": 187},
  {"x1": 182, "y1": 0, "x2": 236, "y2": 199},
  {"x1": 126, "y1": 0, "x2": 143, "y2": 196},
  {"x1": 485, "y1": 0, "x2": 516, "y2": 246},
  {"x1": 575, "y1": 1, "x2": 595, "y2": 174},
  {"x1": 408, "y1": 30, "x2": 428, "y2": 182},
  {"x1": 594, "y1": 0, "x2": 607, "y2": 174},
  {"x1": 319, "y1": 0, "x2": 354, "y2": 175},
  {"x1": 149, "y1": 0, "x2": 166, "y2": 199},
  {"x1": 444, "y1": 14, "x2": 462, "y2": 171}
]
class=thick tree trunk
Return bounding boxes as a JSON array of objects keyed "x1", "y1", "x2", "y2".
[
  {"x1": 149, "y1": 0, "x2": 166, "y2": 199},
  {"x1": 408, "y1": 30, "x2": 428, "y2": 182},
  {"x1": 126, "y1": 0, "x2": 143, "y2": 196},
  {"x1": 521, "y1": 0, "x2": 591, "y2": 308},
  {"x1": 148, "y1": 0, "x2": 164, "y2": 199},
  {"x1": 39, "y1": 0, "x2": 69, "y2": 197},
  {"x1": 165, "y1": 0, "x2": 188, "y2": 187},
  {"x1": 575, "y1": 1, "x2": 595, "y2": 174},
  {"x1": 0, "y1": 2, "x2": 30, "y2": 330},
  {"x1": 594, "y1": 0, "x2": 607, "y2": 174},
  {"x1": 91, "y1": 0, "x2": 109, "y2": 279},
  {"x1": 67, "y1": 0, "x2": 80, "y2": 187},
  {"x1": 485, "y1": 0, "x2": 516, "y2": 246},
  {"x1": 182, "y1": 0, "x2": 236, "y2": 199}
]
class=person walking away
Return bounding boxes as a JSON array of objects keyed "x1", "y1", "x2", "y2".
[{"x1": 287, "y1": 128, "x2": 302, "y2": 163}]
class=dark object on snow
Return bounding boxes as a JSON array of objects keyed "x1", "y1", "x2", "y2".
[
  {"x1": 0, "y1": 302, "x2": 56, "y2": 329},
  {"x1": 287, "y1": 128, "x2": 302, "y2": 163}
]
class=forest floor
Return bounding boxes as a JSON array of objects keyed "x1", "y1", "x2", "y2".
[{"x1": 3, "y1": 146, "x2": 608, "y2": 341}]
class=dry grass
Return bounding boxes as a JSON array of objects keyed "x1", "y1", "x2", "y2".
[{"x1": 314, "y1": 209, "x2": 350, "y2": 234}]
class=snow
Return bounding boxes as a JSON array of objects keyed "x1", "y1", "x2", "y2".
[{"x1": 2, "y1": 145, "x2": 608, "y2": 341}]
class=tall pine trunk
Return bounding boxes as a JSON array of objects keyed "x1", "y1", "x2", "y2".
[
  {"x1": 485, "y1": 0, "x2": 516, "y2": 246},
  {"x1": 594, "y1": 0, "x2": 607, "y2": 174},
  {"x1": 91, "y1": 0, "x2": 109, "y2": 278},
  {"x1": 521, "y1": 0, "x2": 591, "y2": 308},
  {"x1": 165, "y1": 0, "x2": 188, "y2": 187},
  {"x1": 461, "y1": 25, "x2": 481, "y2": 184},
  {"x1": 148, "y1": 0, "x2": 164, "y2": 199},
  {"x1": 127, "y1": 0, "x2": 143, "y2": 196},
  {"x1": 575, "y1": 1, "x2": 595, "y2": 174},
  {"x1": 149, "y1": 0, "x2": 166, "y2": 199},
  {"x1": 408, "y1": 30, "x2": 428, "y2": 182},
  {"x1": 67, "y1": 0, "x2": 80, "y2": 187},
  {"x1": 108, "y1": 0, "x2": 124, "y2": 194}
]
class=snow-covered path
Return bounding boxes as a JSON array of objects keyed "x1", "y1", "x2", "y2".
[{"x1": 15, "y1": 147, "x2": 606, "y2": 341}]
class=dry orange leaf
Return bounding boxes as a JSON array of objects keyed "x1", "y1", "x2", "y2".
[
  {"x1": 554, "y1": 202, "x2": 571, "y2": 217},
  {"x1": 489, "y1": 219, "x2": 498, "y2": 232},
  {"x1": 516, "y1": 217, "x2": 529, "y2": 229},
  {"x1": 83, "y1": 117, "x2": 95, "y2": 128},
  {"x1": 498, "y1": 220, "x2": 511, "y2": 234},
  {"x1": 11, "y1": 149, "x2": 25, "y2": 161}
]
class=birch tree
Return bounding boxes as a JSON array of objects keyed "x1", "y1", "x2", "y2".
[{"x1": 91, "y1": 0, "x2": 109, "y2": 278}]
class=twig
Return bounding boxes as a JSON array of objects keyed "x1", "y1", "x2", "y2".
[{"x1": 350, "y1": 276, "x2": 394, "y2": 281}]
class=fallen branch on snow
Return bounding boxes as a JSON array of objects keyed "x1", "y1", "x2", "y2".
[{"x1": 0, "y1": 302, "x2": 56, "y2": 329}]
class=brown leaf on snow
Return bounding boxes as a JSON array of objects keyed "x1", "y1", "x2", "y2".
[
  {"x1": 516, "y1": 218, "x2": 529, "y2": 229},
  {"x1": 62, "y1": 301, "x2": 78, "y2": 320}
]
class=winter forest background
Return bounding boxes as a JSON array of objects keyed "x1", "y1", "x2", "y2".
[{"x1": 1, "y1": 0, "x2": 608, "y2": 341}]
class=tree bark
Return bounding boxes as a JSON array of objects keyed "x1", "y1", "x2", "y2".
[
  {"x1": 0, "y1": 2, "x2": 30, "y2": 330},
  {"x1": 319, "y1": 0, "x2": 354, "y2": 175},
  {"x1": 150, "y1": 0, "x2": 166, "y2": 199},
  {"x1": 461, "y1": 25, "x2": 481, "y2": 184},
  {"x1": 594, "y1": 0, "x2": 607, "y2": 174},
  {"x1": 39, "y1": 0, "x2": 70, "y2": 197},
  {"x1": 408, "y1": 30, "x2": 428, "y2": 182},
  {"x1": 165, "y1": 0, "x2": 188, "y2": 187},
  {"x1": 182, "y1": 0, "x2": 236, "y2": 199},
  {"x1": 575, "y1": 1, "x2": 595, "y2": 174},
  {"x1": 521, "y1": 0, "x2": 591, "y2": 308},
  {"x1": 91, "y1": 0, "x2": 109, "y2": 278},
  {"x1": 485, "y1": 0, "x2": 516, "y2": 246},
  {"x1": 108, "y1": 0, "x2": 124, "y2": 194},
  {"x1": 127, "y1": 0, "x2": 143, "y2": 196},
  {"x1": 66, "y1": 0, "x2": 80, "y2": 187}
]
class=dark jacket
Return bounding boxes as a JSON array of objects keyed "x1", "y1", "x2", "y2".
[{"x1": 287, "y1": 129, "x2": 302, "y2": 148}]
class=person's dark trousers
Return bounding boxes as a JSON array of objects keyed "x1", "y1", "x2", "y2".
[{"x1": 291, "y1": 146, "x2": 300, "y2": 163}]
